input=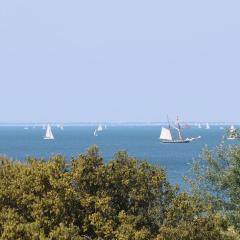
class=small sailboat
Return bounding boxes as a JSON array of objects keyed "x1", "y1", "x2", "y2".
[
  {"x1": 60, "y1": 125, "x2": 64, "y2": 130},
  {"x1": 44, "y1": 124, "x2": 54, "y2": 140},
  {"x1": 227, "y1": 125, "x2": 239, "y2": 140},
  {"x1": 206, "y1": 123, "x2": 210, "y2": 129},
  {"x1": 159, "y1": 117, "x2": 200, "y2": 143},
  {"x1": 94, "y1": 129, "x2": 98, "y2": 136},
  {"x1": 198, "y1": 123, "x2": 202, "y2": 129},
  {"x1": 97, "y1": 124, "x2": 103, "y2": 132}
]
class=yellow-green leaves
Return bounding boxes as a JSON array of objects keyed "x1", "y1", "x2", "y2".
[{"x1": 0, "y1": 146, "x2": 233, "y2": 239}]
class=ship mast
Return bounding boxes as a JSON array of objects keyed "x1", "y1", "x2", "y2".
[
  {"x1": 176, "y1": 116, "x2": 183, "y2": 140},
  {"x1": 167, "y1": 115, "x2": 173, "y2": 135}
]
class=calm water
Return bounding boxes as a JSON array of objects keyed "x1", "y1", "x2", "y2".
[{"x1": 0, "y1": 126, "x2": 235, "y2": 189}]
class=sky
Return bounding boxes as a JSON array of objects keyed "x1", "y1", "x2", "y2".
[{"x1": 0, "y1": 0, "x2": 239, "y2": 123}]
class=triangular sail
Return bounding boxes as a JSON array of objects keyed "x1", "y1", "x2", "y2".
[
  {"x1": 230, "y1": 125, "x2": 235, "y2": 132},
  {"x1": 160, "y1": 127, "x2": 172, "y2": 141},
  {"x1": 44, "y1": 124, "x2": 54, "y2": 139},
  {"x1": 97, "y1": 124, "x2": 103, "y2": 131}
]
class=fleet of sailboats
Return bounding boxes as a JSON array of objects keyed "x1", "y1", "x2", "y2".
[
  {"x1": 19, "y1": 121, "x2": 240, "y2": 143},
  {"x1": 94, "y1": 124, "x2": 105, "y2": 136}
]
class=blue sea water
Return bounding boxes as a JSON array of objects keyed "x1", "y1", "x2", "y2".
[{"x1": 0, "y1": 126, "x2": 235, "y2": 190}]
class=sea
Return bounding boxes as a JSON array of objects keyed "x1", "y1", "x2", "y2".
[{"x1": 0, "y1": 125, "x2": 237, "y2": 191}]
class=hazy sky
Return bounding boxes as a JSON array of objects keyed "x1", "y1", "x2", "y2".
[{"x1": 0, "y1": 0, "x2": 239, "y2": 122}]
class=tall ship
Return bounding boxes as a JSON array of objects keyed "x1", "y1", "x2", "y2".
[{"x1": 159, "y1": 117, "x2": 200, "y2": 144}]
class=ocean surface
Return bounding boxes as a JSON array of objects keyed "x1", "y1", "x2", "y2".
[{"x1": 0, "y1": 126, "x2": 237, "y2": 190}]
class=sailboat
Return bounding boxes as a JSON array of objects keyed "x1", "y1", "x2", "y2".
[
  {"x1": 94, "y1": 129, "x2": 98, "y2": 136},
  {"x1": 44, "y1": 124, "x2": 54, "y2": 140},
  {"x1": 206, "y1": 123, "x2": 210, "y2": 129},
  {"x1": 227, "y1": 125, "x2": 239, "y2": 140},
  {"x1": 198, "y1": 123, "x2": 202, "y2": 129},
  {"x1": 97, "y1": 124, "x2": 103, "y2": 132},
  {"x1": 159, "y1": 117, "x2": 201, "y2": 143}
]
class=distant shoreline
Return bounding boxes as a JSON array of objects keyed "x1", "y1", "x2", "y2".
[{"x1": 0, "y1": 122, "x2": 238, "y2": 127}]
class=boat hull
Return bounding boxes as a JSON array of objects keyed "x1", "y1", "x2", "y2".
[
  {"x1": 227, "y1": 137, "x2": 239, "y2": 140},
  {"x1": 161, "y1": 139, "x2": 191, "y2": 144}
]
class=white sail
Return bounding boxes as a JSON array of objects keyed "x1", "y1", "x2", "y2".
[
  {"x1": 198, "y1": 123, "x2": 201, "y2": 129},
  {"x1": 94, "y1": 129, "x2": 98, "y2": 136},
  {"x1": 230, "y1": 125, "x2": 235, "y2": 132},
  {"x1": 44, "y1": 124, "x2": 54, "y2": 140},
  {"x1": 159, "y1": 127, "x2": 173, "y2": 141},
  {"x1": 206, "y1": 123, "x2": 210, "y2": 129},
  {"x1": 97, "y1": 124, "x2": 103, "y2": 131}
]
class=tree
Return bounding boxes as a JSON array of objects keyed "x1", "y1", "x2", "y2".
[
  {"x1": 0, "y1": 146, "x2": 233, "y2": 239},
  {"x1": 187, "y1": 143, "x2": 240, "y2": 233}
]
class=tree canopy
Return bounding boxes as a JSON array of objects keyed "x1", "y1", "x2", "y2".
[
  {"x1": 0, "y1": 145, "x2": 233, "y2": 239},
  {"x1": 188, "y1": 143, "x2": 240, "y2": 234}
]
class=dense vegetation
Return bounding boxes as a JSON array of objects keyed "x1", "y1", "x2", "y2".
[
  {"x1": 0, "y1": 145, "x2": 237, "y2": 239},
  {"x1": 188, "y1": 143, "x2": 240, "y2": 237}
]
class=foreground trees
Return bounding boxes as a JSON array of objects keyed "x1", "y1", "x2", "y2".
[
  {"x1": 0, "y1": 146, "x2": 233, "y2": 239},
  {"x1": 189, "y1": 143, "x2": 240, "y2": 236}
]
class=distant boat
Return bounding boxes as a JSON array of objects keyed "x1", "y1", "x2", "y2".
[
  {"x1": 159, "y1": 117, "x2": 201, "y2": 143},
  {"x1": 24, "y1": 127, "x2": 29, "y2": 130},
  {"x1": 60, "y1": 125, "x2": 64, "y2": 130},
  {"x1": 94, "y1": 129, "x2": 98, "y2": 136},
  {"x1": 44, "y1": 124, "x2": 54, "y2": 140},
  {"x1": 206, "y1": 123, "x2": 210, "y2": 129},
  {"x1": 97, "y1": 124, "x2": 103, "y2": 132},
  {"x1": 227, "y1": 125, "x2": 239, "y2": 140},
  {"x1": 198, "y1": 123, "x2": 202, "y2": 129}
]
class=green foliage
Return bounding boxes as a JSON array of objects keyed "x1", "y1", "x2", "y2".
[
  {"x1": 0, "y1": 146, "x2": 232, "y2": 239},
  {"x1": 188, "y1": 143, "x2": 240, "y2": 232}
]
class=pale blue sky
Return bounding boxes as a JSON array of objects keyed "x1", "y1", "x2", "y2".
[{"x1": 0, "y1": 0, "x2": 239, "y2": 122}]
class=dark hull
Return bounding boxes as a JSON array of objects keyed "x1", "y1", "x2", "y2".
[{"x1": 161, "y1": 139, "x2": 191, "y2": 144}]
